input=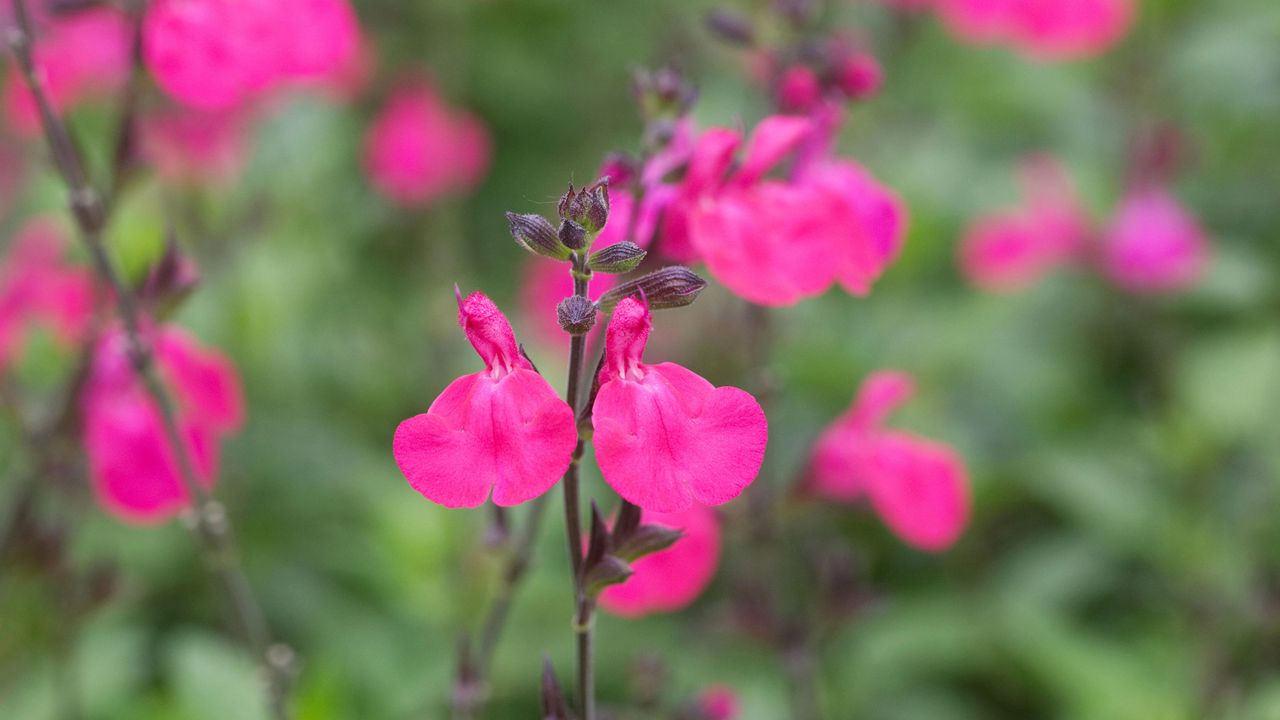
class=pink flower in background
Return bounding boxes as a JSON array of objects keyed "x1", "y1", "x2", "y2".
[
  {"x1": 599, "y1": 505, "x2": 721, "y2": 617},
  {"x1": 777, "y1": 66, "x2": 822, "y2": 113},
  {"x1": 143, "y1": 0, "x2": 363, "y2": 110},
  {"x1": 833, "y1": 52, "x2": 884, "y2": 100},
  {"x1": 393, "y1": 291, "x2": 575, "y2": 508},
  {"x1": 1100, "y1": 185, "x2": 1208, "y2": 293},
  {"x1": 959, "y1": 154, "x2": 1089, "y2": 291},
  {"x1": 0, "y1": 218, "x2": 93, "y2": 373},
  {"x1": 83, "y1": 325, "x2": 245, "y2": 524},
  {"x1": 933, "y1": 0, "x2": 1135, "y2": 59},
  {"x1": 140, "y1": 108, "x2": 247, "y2": 185},
  {"x1": 808, "y1": 371, "x2": 970, "y2": 552},
  {"x1": 664, "y1": 115, "x2": 905, "y2": 306},
  {"x1": 592, "y1": 297, "x2": 767, "y2": 512},
  {"x1": 4, "y1": 7, "x2": 131, "y2": 134},
  {"x1": 696, "y1": 685, "x2": 743, "y2": 720},
  {"x1": 363, "y1": 81, "x2": 492, "y2": 206}
]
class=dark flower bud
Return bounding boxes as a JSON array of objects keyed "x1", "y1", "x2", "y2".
[
  {"x1": 584, "y1": 555, "x2": 633, "y2": 597},
  {"x1": 508, "y1": 212, "x2": 570, "y2": 260},
  {"x1": 598, "y1": 266, "x2": 708, "y2": 311},
  {"x1": 556, "y1": 295, "x2": 597, "y2": 336},
  {"x1": 541, "y1": 657, "x2": 573, "y2": 720},
  {"x1": 613, "y1": 524, "x2": 684, "y2": 563},
  {"x1": 139, "y1": 234, "x2": 200, "y2": 319},
  {"x1": 588, "y1": 242, "x2": 646, "y2": 274},
  {"x1": 557, "y1": 219, "x2": 588, "y2": 250},
  {"x1": 706, "y1": 8, "x2": 756, "y2": 46},
  {"x1": 559, "y1": 178, "x2": 610, "y2": 234},
  {"x1": 633, "y1": 67, "x2": 698, "y2": 120}
]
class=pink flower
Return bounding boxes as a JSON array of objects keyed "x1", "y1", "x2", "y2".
[
  {"x1": 935, "y1": 0, "x2": 1135, "y2": 60},
  {"x1": 83, "y1": 325, "x2": 245, "y2": 524},
  {"x1": 0, "y1": 218, "x2": 93, "y2": 373},
  {"x1": 393, "y1": 291, "x2": 575, "y2": 508},
  {"x1": 591, "y1": 297, "x2": 767, "y2": 512},
  {"x1": 140, "y1": 108, "x2": 247, "y2": 185},
  {"x1": 599, "y1": 505, "x2": 721, "y2": 617},
  {"x1": 363, "y1": 81, "x2": 492, "y2": 207},
  {"x1": 1010, "y1": 0, "x2": 1136, "y2": 60},
  {"x1": 834, "y1": 52, "x2": 884, "y2": 100},
  {"x1": 667, "y1": 115, "x2": 905, "y2": 306},
  {"x1": 777, "y1": 66, "x2": 822, "y2": 113},
  {"x1": 807, "y1": 371, "x2": 969, "y2": 552},
  {"x1": 1099, "y1": 185, "x2": 1208, "y2": 294},
  {"x1": 4, "y1": 8, "x2": 131, "y2": 134},
  {"x1": 958, "y1": 155, "x2": 1089, "y2": 291},
  {"x1": 697, "y1": 685, "x2": 743, "y2": 720},
  {"x1": 143, "y1": 0, "x2": 363, "y2": 110}
]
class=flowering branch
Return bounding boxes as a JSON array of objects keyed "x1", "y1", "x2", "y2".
[{"x1": 4, "y1": 2, "x2": 293, "y2": 717}]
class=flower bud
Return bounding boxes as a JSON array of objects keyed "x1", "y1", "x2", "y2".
[
  {"x1": 598, "y1": 266, "x2": 708, "y2": 311},
  {"x1": 507, "y1": 212, "x2": 570, "y2": 260},
  {"x1": 588, "y1": 242, "x2": 647, "y2": 274},
  {"x1": 556, "y1": 295, "x2": 597, "y2": 336},
  {"x1": 633, "y1": 67, "x2": 698, "y2": 120},
  {"x1": 541, "y1": 658, "x2": 572, "y2": 720},
  {"x1": 706, "y1": 8, "x2": 755, "y2": 46},
  {"x1": 558, "y1": 219, "x2": 588, "y2": 250},
  {"x1": 559, "y1": 178, "x2": 610, "y2": 234}
]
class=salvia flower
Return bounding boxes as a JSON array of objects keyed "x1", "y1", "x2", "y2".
[
  {"x1": 83, "y1": 325, "x2": 245, "y2": 524},
  {"x1": 591, "y1": 296, "x2": 766, "y2": 512},
  {"x1": 696, "y1": 685, "x2": 743, "y2": 720},
  {"x1": 958, "y1": 155, "x2": 1089, "y2": 291},
  {"x1": 1100, "y1": 185, "x2": 1208, "y2": 294},
  {"x1": 0, "y1": 218, "x2": 93, "y2": 374},
  {"x1": 363, "y1": 80, "x2": 492, "y2": 207},
  {"x1": 664, "y1": 114, "x2": 906, "y2": 306},
  {"x1": 933, "y1": 0, "x2": 1136, "y2": 60},
  {"x1": 599, "y1": 505, "x2": 721, "y2": 617},
  {"x1": 393, "y1": 291, "x2": 575, "y2": 508},
  {"x1": 807, "y1": 371, "x2": 970, "y2": 552}
]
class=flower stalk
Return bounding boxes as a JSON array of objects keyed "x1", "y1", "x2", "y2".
[{"x1": 5, "y1": 1, "x2": 293, "y2": 716}]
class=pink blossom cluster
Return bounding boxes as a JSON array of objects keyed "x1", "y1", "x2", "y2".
[
  {"x1": 143, "y1": 0, "x2": 364, "y2": 111},
  {"x1": 363, "y1": 81, "x2": 492, "y2": 207},
  {"x1": 959, "y1": 154, "x2": 1210, "y2": 294},
  {"x1": 752, "y1": 40, "x2": 885, "y2": 113},
  {"x1": 883, "y1": 0, "x2": 1137, "y2": 60}
]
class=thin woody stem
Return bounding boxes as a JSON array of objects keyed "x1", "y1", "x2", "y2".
[
  {"x1": 5, "y1": 3, "x2": 293, "y2": 717},
  {"x1": 562, "y1": 257, "x2": 595, "y2": 720}
]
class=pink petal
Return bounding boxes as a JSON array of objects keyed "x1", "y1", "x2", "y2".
[
  {"x1": 936, "y1": 0, "x2": 1021, "y2": 44},
  {"x1": 593, "y1": 361, "x2": 767, "y2": 512},
  {"x1": 847, "y1": 370, "x2": 916, "y2": 431},
  {"x1": 1011, "y1": 0, "x2": 1136, "y2": 60},
  {"x1": 599, "y1": 505, "x2": 721, "y2": 617},
  {"x1": 155, "y1": 327, "x2": 246, "y2": 431},
  {"x1": 457, "y1": 291, "x2": 531, "y2": 375},
  {"x1": 958, "y1": 209, "x2": 1056, "y2": 291},
  {"x1": 862, "y1": 432, "x2": 970, "y2": 552},
  {"x1": 733, "y1": 115, "x2": 813, "y2": 186},
  {"x1": 806, "y1": 161, "x2": 908, "y2": 296},
  {"x1": 393, "y1": 369, "x2": 576, "y2": 507},
  {"x1": 682, "y1": 128, "x2": 740, "y2": 197}
]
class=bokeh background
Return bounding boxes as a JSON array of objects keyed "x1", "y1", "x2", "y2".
[{"x1": 3, "y1": 0, "x2": 1280, "y2": 718}]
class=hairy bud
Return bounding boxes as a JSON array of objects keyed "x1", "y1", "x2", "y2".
[
  {"x1": 588, "y1": 242, "x2": 647, "y2": 274},
  {"x1": 559, "y1": 178, "x2": 610, "y2": 234},
  {"x1": 556, "y1": 295, "x2": 597, "y2": 336},
  {"x1": 598, "y1": 266, "x2": 708, "y2": 311},
  {"x1": 507, "y1": 212, "x2": 570, "y2": 260},
  {"x1": 557, "y1": 219, "x2": 588, "y2": 251}
]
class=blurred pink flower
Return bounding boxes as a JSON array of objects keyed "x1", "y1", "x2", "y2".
[
  {"x1": 363, "y1": 81, "x2": 492, "y2": 207},
  {"x1": 143, "y1": 0, "x2": 363, "y2": 110},
  {"x1": 4, "y1": 7, "x2": 131, "y2": 134},
  {"x1": 599, "y1": 505, "x2": 721, "y2": 617},
  {"x1": 834, "y1": 52, "x2": 884, "y2": 100},
  {"x1": 0, "y1": 218, "x2": 93, "y2": 373},
  {"x1": 777, "y1": 66, "x2": 822, "y2": 113},
  {"x1": 140, "y1": 108, "x2": 246, "y2": 185},
  {"x1": 807, "y1": 371, "x2": 970, "y2": 552},
  {"x1": 1100, "y1": 185, "x2": 1208, "y2": 294},
  {"x1": 934, "y1": 0, "x2": 1135, "y2": 59},
  {"x1": 393, "y1": 291, "x2": 575, "y2": 508},
  {"x1": 959, "y1": 154, "x2": 1089, "y2": 291},
  {"x1": 696, "y1": 685, "x2": 743, "y2": 720},
  {"x1": 592, "y1": 297, "x2": 767, "y2": 512},
  {"x1": 83, "y1": 325, "x2": 244, "y2": 524},
  {"x1": 664, "y1": 114, "x2": 904, "y2": 306}
]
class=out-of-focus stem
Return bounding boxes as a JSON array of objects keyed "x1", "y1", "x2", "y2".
[{"x1": 5, "y1": 3, "x2": 293, "y2": 717}]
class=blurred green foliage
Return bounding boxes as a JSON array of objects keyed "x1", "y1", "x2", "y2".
[{"x1": 3, "y1": 0, "x2": 1280, "y2": 718}]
